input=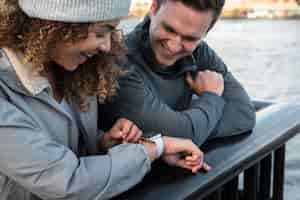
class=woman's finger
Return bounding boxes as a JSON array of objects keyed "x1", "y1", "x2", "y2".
[
  {"x1": 191, "y1": 164, "x2": 202, "y2": 173},
  {"x1": 132, "y1": 130, "x2": 143, "y2": 143},
  {"x1": 116, "y1": 119, "x2": 132, "y2": 136},
  {"x1": 203, "y1": 162, "x2": 212, "y2": 171},
  {"x1": 175, "y1": 159, "x2": 194, "y2": 172},
  {"x1": 125, "y1": 124, "x2": 139, "y2": 142}
]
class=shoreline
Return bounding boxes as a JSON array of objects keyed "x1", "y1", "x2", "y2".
[
  {"x1": 221, "y1": 16, "x2": 300, "y2": 20},
  {"x1": 129, "y1": 15, "x2": 300, "y2": 20}
]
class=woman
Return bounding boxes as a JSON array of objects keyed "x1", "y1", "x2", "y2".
[{"x1": 0, "y1": 0, "x2": 209, "y2": 199}]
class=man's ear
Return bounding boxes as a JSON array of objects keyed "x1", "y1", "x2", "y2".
[{"x1": 149, "y1": 0, "x2": 158, "y2": 16}]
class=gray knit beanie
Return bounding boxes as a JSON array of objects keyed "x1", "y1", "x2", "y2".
[{"x1": 18, "y1": 0, "x2": 132, "y2": 22}]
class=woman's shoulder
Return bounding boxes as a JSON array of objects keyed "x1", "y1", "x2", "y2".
[
  {"x1": 0, "y1": 49, "x2": 14, "y2": 71},
  {"x1": 0, "y1": 50, "x2": 30, "y2": 97},
  {"x1": 0, "y1": 69, "x2": 27, "y2": 97}
]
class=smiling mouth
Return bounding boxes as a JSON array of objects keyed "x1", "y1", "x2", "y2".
[
  {"x1": 80, "y1": 52, "x2": 97, "y2": 58},
  {"x1": 77, "y1": 52, "x2": 98, "y2": 65}
]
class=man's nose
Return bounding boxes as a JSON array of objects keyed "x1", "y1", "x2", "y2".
[{"x1": 167, "y1": 36, "x2": 182, "y2": 53}]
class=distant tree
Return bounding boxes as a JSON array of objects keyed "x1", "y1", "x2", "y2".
[{"x1": 296, "y1": 0, "x2": 300, "y2": 5}]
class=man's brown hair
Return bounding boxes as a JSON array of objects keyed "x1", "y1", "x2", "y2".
[{"x1": 155, "y1": 0, "x2": 225, "y2": 31}]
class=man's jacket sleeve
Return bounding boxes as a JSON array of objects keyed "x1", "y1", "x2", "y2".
[
  {"x1": 193, "y1": 41, "x2": 256, "y2": 139},
  {"x1": 0, "y1": 94, "x2": 151, "y2": 200},
  {"x1": 102, "y1": 68, "x2": 226, "y2": 146},
  {"x1": 101, "y1": 42, "x2": 255, "y2": 146}
]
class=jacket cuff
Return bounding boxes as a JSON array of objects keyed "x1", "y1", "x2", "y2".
[{"x1": 102, "y1": 144, "x2": 151, "y2": 197}]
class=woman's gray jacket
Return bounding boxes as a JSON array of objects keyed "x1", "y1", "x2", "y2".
[{"x1": 0, "y1": 49, "x2": 151, "y2": 200}]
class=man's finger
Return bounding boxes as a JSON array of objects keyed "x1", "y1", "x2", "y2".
[{"x1": 185, "y1": 72, "x2": 194, "y2": 86}]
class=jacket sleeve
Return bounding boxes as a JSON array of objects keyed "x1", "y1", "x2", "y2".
[
  {"x1": 193, "y1": 41, "x2": 256, "y2": 139},
  {"x1": 0, "y1": 95, "x2": 151, "y2": 200},
  {"x1": 101, "y1": 68, "x2": 226, "y2": 146}
]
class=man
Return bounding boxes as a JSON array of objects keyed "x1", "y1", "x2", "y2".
[{"x1": 100, "y1": 0, "x2": 256, "y2": 146}]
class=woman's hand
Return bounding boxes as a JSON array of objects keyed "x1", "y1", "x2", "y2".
[
  {"x1": 162, "y1": 154, "x2": 211, "y2": 173},
  {"x1": 139, "y1": 135, "x2": 211, "y2": 172},
  {"x1": 98, "y1": 118, "x2": 142, "y2": 151},
  {"x1": 161, "y1": 136, "x2": 211, "y2": 173}
]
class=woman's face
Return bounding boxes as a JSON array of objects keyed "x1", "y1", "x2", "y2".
[{"x1": 49, "y1": 20, "x2": 121, "y2": 71}]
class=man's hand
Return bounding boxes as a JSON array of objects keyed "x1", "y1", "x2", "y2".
[
  {"x1": 186, "y1": 70, "x2": 224, "y2": 96},
  {"x1": 98, "y1": 118, "x2": 142, "y2": 151},
  {"x1": 161, "y1": 136, "x2": 211, "y2": 173}
]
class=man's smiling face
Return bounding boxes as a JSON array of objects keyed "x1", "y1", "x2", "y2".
[{"x1": 148, "y1": 0, "x2": 214, "y2": 67}]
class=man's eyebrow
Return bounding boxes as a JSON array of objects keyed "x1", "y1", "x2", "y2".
[
  {"x1": 162, "y1": 21, "x2": 176, "y2": 33},
  {"x1": 161, "y1": 21, "x2": 200, "y2": 41}
]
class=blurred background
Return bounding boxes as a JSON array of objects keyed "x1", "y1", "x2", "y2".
[
  {"x1": 121, "y1": 0, "x2": 300, "y2": 199},
  {"x1": 129, "y1": 0, "x2": 300, "y2": 19}
]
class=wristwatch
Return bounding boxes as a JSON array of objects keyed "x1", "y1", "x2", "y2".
[{"x1": 139, "y1": 133, "x2": 164, "y2": 159}]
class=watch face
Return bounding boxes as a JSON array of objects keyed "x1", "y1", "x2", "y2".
[{"x1": 143, "y1": 131, "x2": 161, "y2": 138}]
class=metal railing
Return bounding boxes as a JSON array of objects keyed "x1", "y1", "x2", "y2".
[{"x1": 116, "y1": 101, "x2": 300, "y2": 200}]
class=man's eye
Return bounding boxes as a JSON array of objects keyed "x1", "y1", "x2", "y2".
[
  {"x1": 96, "y1": 33, "x2": 105, "y2": 38},
  {"x1": 164, "y1": 26, "x2": 174, "y2": 33},
  {"x1": 184, "y1": 37, "x2": 198, "y2": 42}
]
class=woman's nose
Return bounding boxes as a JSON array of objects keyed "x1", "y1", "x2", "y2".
[{"x1": 98, "y1": 34, "x2": 112, "y2": 53}]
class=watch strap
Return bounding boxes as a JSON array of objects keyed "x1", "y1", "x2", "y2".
[{"x1": 149, "y1": 134, "x2": 164, "y2": 159}]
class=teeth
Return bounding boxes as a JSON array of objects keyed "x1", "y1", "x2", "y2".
[
  {"x1": 85, "y1": 53, "x2": 94, "y2": 58},
  {"x1": 82, "y1": 52, "x2": 96, "y2": 58}
]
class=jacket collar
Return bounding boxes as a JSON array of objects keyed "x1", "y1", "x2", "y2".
[
  {"x1": 0, "y1": 49, "x2": 98, "y2": 154},
  {"x1": 126, "y1": 16, "x2": 157, "y2": 67},
  {"x1": 2, "y1": 48, "x2": 51, "y2": 96}
]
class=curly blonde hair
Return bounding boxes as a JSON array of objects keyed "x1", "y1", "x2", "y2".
[{"x1": 0, "y1": 0, "x2": 126, "y2": 110}]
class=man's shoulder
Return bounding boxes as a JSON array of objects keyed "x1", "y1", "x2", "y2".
[
  {"x1": 125, "y1": 31, "x2": 139, "y2": 51},
  {"x1": 119, "y1": 55, "x2": 146, "y2": 81},
  {"x1": 192, "y1": 41, "x2": 227, "y2": 74},
  {"x1": 193, "y1": 41, "x2": 213, "y2": 58}
]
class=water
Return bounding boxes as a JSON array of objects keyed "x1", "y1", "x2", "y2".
[{"x1": 120, "y1": 18, "x2": 300, "y2": 199}]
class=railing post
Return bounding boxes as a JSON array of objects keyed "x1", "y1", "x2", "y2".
[
  {"x1": 273, "y1": 145, "x2": 286, "y2": 200},
  {"x1": 244, "y1": 164, "x2": 259, "y2": 200},
  {"x1": 205, "y1": 189, "x2": 222, "y2": 200},
  {"x1": 259, "y1": 154, "x2": 272, "y2": 200},
  {"x1": 222, "y1": 177, "x2": 239, "y2": 200}
]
